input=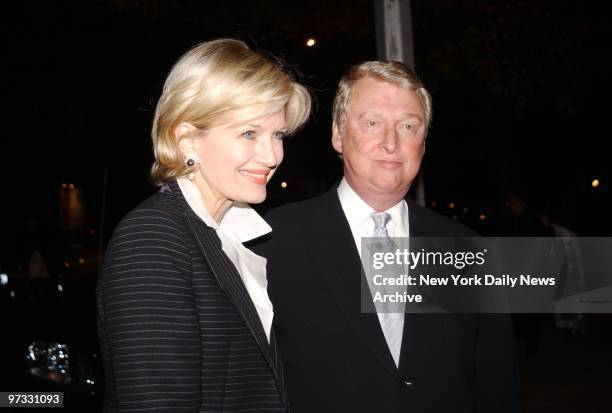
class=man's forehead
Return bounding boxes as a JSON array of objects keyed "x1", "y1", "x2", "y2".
[{"x1": 348, "y1": 77, "x2": 424, "y2": 116}]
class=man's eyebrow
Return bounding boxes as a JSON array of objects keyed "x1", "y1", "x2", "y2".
[{"x1": 399, "y1": 113, "x2": 423, "y2": 122}]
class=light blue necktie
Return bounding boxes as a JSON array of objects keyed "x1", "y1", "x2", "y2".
[{"x1": 370, "y1": 212, "x2": 405, "y2": 367}]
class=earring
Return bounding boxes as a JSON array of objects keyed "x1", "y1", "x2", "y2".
[{"x1": 186, "y1": 158, "x2": 196, "y2": 181}]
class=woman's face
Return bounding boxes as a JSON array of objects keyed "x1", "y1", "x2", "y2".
[{"x1": 192, "y1": 110, "x2": 287, "y2": 207}]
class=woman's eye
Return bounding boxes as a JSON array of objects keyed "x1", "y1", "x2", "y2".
[
  {"x1": 241, "y1": 130, "x2": 256, "y2": 140},
  {"x1": 368, "y1": 120, "x2": 377, "y2": 127}
]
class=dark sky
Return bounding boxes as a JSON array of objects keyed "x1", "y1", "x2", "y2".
[{"x1": 1, "y1": 0, "x2": 610, "y2": 239}]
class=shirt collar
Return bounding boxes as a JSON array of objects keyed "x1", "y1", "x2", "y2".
[
  {"x1": 337, "y1": 177, "x2": 376, "y2": 232},
  {"x1": 337, "y1": 177, "x2": 409, "y2": 236},
  {"x1": 222, "y1": 202, "x2": 272, "y2": 243},
  {"x1": 386, "y1": 197, "x2": 409, "y2": 237},
  {"x1": 177, "y1": 177, "x2": 272, "y2": 242}
]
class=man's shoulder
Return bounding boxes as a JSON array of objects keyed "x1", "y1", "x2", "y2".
[
  {"x1": 265, "y1": 190, "x2": 335, "y2": 228},
  {"x1": 407, "y1": 199, "x2": 479, "y2": 237}
]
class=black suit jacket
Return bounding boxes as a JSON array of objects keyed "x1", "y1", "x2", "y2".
[
  {"x1": 97, "y1": 180, "x2": 287, "y2": 412},
  {"x1": 255, "y1": 187, "x2": 520, "y2": 413}
]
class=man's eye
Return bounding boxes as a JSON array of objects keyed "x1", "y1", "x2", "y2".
[
  {"x1": 273, "y1": 131, "x2": 287, "y2": 140},
  {"x1": 367, "y1": 120, "x2": 378, "y2": 127},
  {"x1": 399, "y1": 122, "x2": 418, "y2": 133},
  {"x1": 241, "y1": 130, "x2": 256, "y2": 140}
]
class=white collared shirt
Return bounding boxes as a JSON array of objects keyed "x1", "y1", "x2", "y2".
[
  {"x1": 338, "y1": 178, "x2": 409, "y2": 366},
  {"x1": 177, "y1": 177, "x2": 274, "y2": 343},
  {"x1": 337, "y1": 177, "x2": 410, "y2": 256}
]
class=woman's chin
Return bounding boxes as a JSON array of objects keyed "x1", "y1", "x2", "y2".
[{"x1": 233, "y1": 190, "x2": 268, "y2": 205}]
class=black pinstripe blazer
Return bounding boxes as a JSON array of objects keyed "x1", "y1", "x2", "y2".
[{"x1": 97, "y1": 180, "x2": 287, "y2": 412}]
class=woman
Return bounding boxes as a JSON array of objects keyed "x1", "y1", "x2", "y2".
[{"x1": 97, "y1": 39, "x2": 310, "y2": 412}]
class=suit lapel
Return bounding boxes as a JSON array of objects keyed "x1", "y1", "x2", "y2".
[
  {"x1": 308, "y1": 188, "x2": 398, "y2": 375},
  {"x1": 399, "y1": 198, "x2": 447, "y2": 372},
  {"x1": 308, "y1": 191, "x2": 447, "y2": 376},
  {"x1": 166, "y1": 181, "x2": 282, "y2": 390}
]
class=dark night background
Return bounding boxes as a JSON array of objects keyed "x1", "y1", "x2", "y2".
[{"x1": 1, "y1": 0, "x2": 611, "y2": 411}]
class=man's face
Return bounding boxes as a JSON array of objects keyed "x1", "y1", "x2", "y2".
[{"x1": 332, "y1": 77, "x2": 427, "y2": 208}]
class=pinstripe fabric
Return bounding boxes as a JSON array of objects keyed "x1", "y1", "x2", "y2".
[{"x1": 97, "y1": 180, "x2": 286, "y2": 412}]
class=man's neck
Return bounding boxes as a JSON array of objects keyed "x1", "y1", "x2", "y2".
[{"x1": 344, "y1": 177, "x2": 408, "y2": 212}]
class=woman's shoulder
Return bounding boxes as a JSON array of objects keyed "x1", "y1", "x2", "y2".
[
  {"x1": 122, "y1": 184, "x2": 187, "y2": 223},
  {"x1": 101, "y1": 190, "x2": 192, "y2": 278},
  {"x1": 108, "y1": 189, "x2": 189, "y2": 250}
]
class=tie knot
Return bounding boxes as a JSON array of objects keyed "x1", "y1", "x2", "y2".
[{"x1": 371, "y1": 212, "x2": 391, "y2": 237}]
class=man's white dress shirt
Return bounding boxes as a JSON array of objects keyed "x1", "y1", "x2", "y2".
[{"x1": 337, "y1": 177, "x2": 409, "y2": 366}]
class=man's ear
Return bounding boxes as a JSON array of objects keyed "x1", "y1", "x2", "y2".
[
  {"x1": 331, "y1": 121, "x2": 343, "y2": 154},
  {"x1": 176, "y1": 122, "x2": 200, "y2": 162}
]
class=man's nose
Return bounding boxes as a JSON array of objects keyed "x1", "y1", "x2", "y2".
[{"x1": 381, "y1": 128, "x2": 399, "y2": 154}]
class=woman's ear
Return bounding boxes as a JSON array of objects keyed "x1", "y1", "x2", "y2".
[{"x1": 176, "y1": 122, "x2": 200, "y2": 162}]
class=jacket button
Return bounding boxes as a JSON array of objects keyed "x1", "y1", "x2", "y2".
[{"x1": 400, "y1": 377, "x2": 413, "y2": 389}]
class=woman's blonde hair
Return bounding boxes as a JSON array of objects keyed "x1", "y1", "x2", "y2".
[{"x1": 150, "y1": 38, "x2": 311, "y2": 186}]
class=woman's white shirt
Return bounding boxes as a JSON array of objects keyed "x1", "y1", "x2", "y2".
[{"x1": 177, "y1": 177, "x2": 274, "y2": 343}]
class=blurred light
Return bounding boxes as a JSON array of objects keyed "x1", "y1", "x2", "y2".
[
  {"x1": 68, "y1": 183, "x2": 75, "y2": 189},
  {"x1": 61, "y1": 183, "x2": 67, "y2": 189},
  {"x1": 306, "y1": 38, "x2": 316, "y2": 47},
  {"x1": 449, "y1": 202, "x2": 456, "y2": 209},
  {"x1": 57, "y1": 284, "x2": 63, "y2": 293},
  {"x1": 10, "y1": 290, "x2": 15, "y2": 298},
  {"x1": 78, "y1": 258, "x2": 85, "y2": 264},
  {"x1": 0, "y1": 273, "x2": 7, "y2": 285},
  {"x1": 431, "y1": 201, "x2": 437, "y2": 208},
  {"x1": 63, "y1": 261, "x2": 70, "y2": 269},
  {"x1": 27, "y1": 342, "x2": 70, "y2": 381},
  {"x1": 90, "y1": 229, "x2": 96, "y2": 235},
  {"x1": 592, "y1": 178, "x2": 600, "y2": 188},
  {"x1": 479, "y1": 214, "x2": 487, "y2": 221},
  {"x1": 281, "y1": 181, "x2": 288, "y2": 189},
  {"x1": 463, "y1": 207, "x2": 469, "y2": 213}
]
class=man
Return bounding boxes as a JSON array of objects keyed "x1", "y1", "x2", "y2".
[{"x1": 255, "y1": 61, "x2": 520, "y2": 412}]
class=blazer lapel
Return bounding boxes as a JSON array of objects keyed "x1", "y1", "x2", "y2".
[
  {"x1": 166, "y1": 181, "x2": 282, "y2": 389},
  {"x1": 309, "y1": 188, "x2": 399, "y2": 375},
  {"x1": 269, "y1": 329, "x2": 287, "y2": 406}
]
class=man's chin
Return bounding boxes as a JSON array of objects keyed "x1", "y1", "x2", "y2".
[{"x1": 371, "y1": 179, "x2": 411, "y2": 196}]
